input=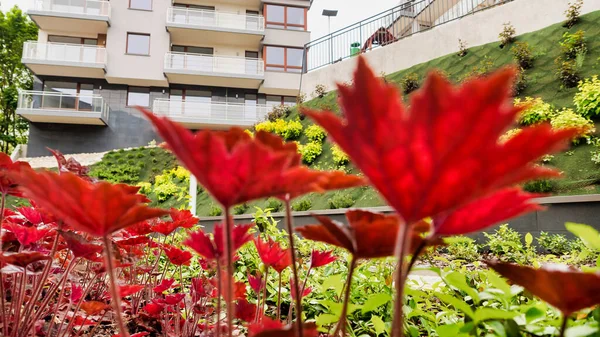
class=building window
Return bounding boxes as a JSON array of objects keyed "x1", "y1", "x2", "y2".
[
  {"x1": 42, "y1": 81, "x2": 94, "y2": 110},
  {"x1": 129, "y1": 0, "x2": 152, "y2": 10},
  {"x1": 126, "y1": 33, "x2": 150, "y2": 55},
  {"x1": 127, "y1": 87, "x2": 150, "y2": 107},
  {"x1": 264, "y1": 46, "x2": 303, "y2": 72},
  {"x1": 265, "y1": 4, "x2": 306, "y2": 30},
  {"x1": 266, "y1": 95, "x2": 296, "y2": 110}
]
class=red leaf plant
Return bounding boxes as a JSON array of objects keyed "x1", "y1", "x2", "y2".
[
  {"x1": 254, "y1": 236, "x2": 292, "y2": 320},
  {"x1": 235, "y1": 298, "x2": 257, "y2": 323},
  {"x1": 185, "y1": 223, "x2": 253, "y2": 263},
  {"x1": 48, "y1": 148, "x2": 95, "y2": 182},
  {"x1": 11, "y1": 168, "x2": 167, "y2": 337},
  {"x1": 163, "y1": 245, "x2": 193, "y2": 266}
]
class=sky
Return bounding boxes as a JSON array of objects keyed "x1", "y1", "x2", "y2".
[{"x1": 2, "y1": 0, "x2": 400, "y2": 40}]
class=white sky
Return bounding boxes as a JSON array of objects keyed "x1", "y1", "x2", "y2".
[{"x1": 2, "y1": 0, "x2": 400, "y2": 40}]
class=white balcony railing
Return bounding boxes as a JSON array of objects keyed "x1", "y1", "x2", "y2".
[
  {"x1": 22, "y1": 41, "x2": 107, "y2": 67},
  {"x1": 18, "y1": 90, "x2": 110, "y2": 121},
  {"x1": 164, "y1": 52, "x2": 264, "y2": 77},
  {"x1": 166, "y1": 7, "x2": 264, "y2": 33},
  {"x1": 31, "y1": 0, "x2": 111, "y2": 18},
  {"x1": 153, "y1": 99, "x2": 268, "y2": 126}
]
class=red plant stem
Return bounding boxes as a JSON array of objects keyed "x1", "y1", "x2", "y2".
[
  {"x1": 179, "y1": 265, "x2": 189, "y2": 319},
  {"x1": 0, "y1": 193, "x2": 8, "y2": 337},
  {"x1": 57, "y1": 273, "x2": 100, "y2": 337},
  {"x1": 333, "y1": 256, "x2": 356, "y2": 337},
  {"x1": 103, "y1": 235, "x2": 129, "y2": 337},
  {"x1": 390, "y1": 224, "x2": 412, "y2": 337},
  {"x1": 276, "y1": 273, "x2": 282, "y2": 321},
  {"x1": 284, "y1": 198, "x2": 303, "y2": 336},
  {"x1": 216, "y1": 259, "x2": 222, "y2": 337},
  {"x1": 406, "y1": 239, "x2": 427, "y2": 274},
  {"x1": 223, "y1": 207, "x2": 234, "y2": 337},
  {"x1": 78, "y1": 310, "x2": 108, "y2": 337},
  {"x1": 0, "y1": 192, "x2": 6, "y2": 252},
  {"x1": 254, "y1": 275, "x2": 263, "y2": 322},
  {"x1": 559, "y1": 316, "x2": 568, "y2": 337},
  {"x1": 46, "y1": 257, "x2": 79, "y2": 337},
  {"x1": 288, "y1": 265, "x2": 312, "y2": 324},
  {"x1": 259, "y1": 267, "x2": 269, "y2": 322},
  {"x1": 11, "y1": 271, "x2": 27, "y2": 337}
]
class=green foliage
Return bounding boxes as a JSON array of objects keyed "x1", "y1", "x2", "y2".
[
  {"x1": 265, "y1": 197, "x2": 283, "y2": 212},
  {"x1": 537, "y1": 232, "x2": 572, "y2": 254},
  {"x1": 233, "y1": 203, "x2": 249, "y2": 215},
  {"x1": 90, "y1": 162, "x2": 142, "y2": 184},
  {"x1": 292, "y1": 198, "x2": 312, "y2": 212},
  {"x1": 255, "y1": 119, "x2": 303, "y2": 140},
  {"x1": 574, "y1": 75, "x2": 600, "y2": 117},
  {"x1": 209, "y1": 204, "x2": 223, "y2": 216},
  {"x1": 328, "y1": 192, "x2": 355, "y2": 209},
  {"x1": 400, "y1": 73, "x2": 420, "y2": 94},
  {"x1": 551, "y1": 108, "x2": 595, "y2": 143},
  {"x1": 591, "y1": 150, "x2": 600, "y2": 165},
  {"x1": 148, "y1": 166, "x2": 190, "y2": 203},
  {"x1": 555, "y1": 56, "x2": 581, "y2": 88},
  {"x1": 560, "y1": 30, "x2": 587, "y2": 59},
  {"x1": 498, "y1": 22, "x2": 516, "y2": 47},
  {"x1": 484, "y1": 225, "x2": 535, "y2": 263},
  {"x1": 511, "y1": 42, "x2": 534, "y2": 69},
  {"x1": 444, "y1": 236, "x2": 480, "y2": 262},
  {"x1": 305, "y1": 125, "x2": 326, "y2": 143},
  {"x1": 565, "y1": 0, "x2": 584, "y2": 28},
  {"x1": 515, "y1": 97, "x2": 555, "y2": 125},
  {"x1": 523, "y1": 179, "x2": 556, "y2": 193},
  {"x1": 461, "y1": 56, "x2": 495, "y2": 81},
  {"x1": 298, "y1": 142, "x2": 323, "y2": 164},
  {"x1": 332, "y1": 144, "x2": 349, "y2": 167},
  {"x1": 0, "y1": 7, "x2": 38, "y2": 152}
]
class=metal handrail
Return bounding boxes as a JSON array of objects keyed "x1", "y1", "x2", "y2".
[
  {"x1": 304, "y1": 0, "x2": 512, "y2": 72},
  {"x1": 31, "y1": 0, "x2": 111, "y2": 17},
  {"x1": 22, "y1": 41, "x2": 107, "y2": 65},
  {"x1": 153, "y1": 98, "x2": 269, "y2": 124},
  {"x1": 18, "y1": 90, "x2": 110, "y2": 121},
  {"x1": 166, "y1": 6, "x2": 265, "y2": 32},
  {"x1": 164, "y1": 52, "x2": 265, "y2": 76}
]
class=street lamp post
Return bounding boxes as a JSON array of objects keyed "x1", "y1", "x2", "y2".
[{"x1": 322, "y1": 9, "x2": 338, "y2": 35}]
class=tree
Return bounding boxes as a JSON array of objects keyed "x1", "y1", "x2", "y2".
[{"x1": 0, "y1": 7, "x2": 38, "y2": 154}]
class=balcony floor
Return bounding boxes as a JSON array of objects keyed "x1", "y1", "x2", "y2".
[
  {"x1": 17, "y1": 108, "x2": 107, "y2": 126},
  {"x1": 164, "y1": 70, "x2": 263, "y2": 89},
  {"x1": 164, "y1": 116, "x2": 256, "y2": 130},
  {"x1": 167, "y1": 26, "x2": 263, "y2": 48},
  {"x1": 23, "y1": 60, "x2": 106, "y2": 79},
  {"x1": 28, "y1": 12, "x2": 109, "y2": 34}
]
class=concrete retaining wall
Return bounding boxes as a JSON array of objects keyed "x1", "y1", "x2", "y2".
[
  {"x1": 198, "y1": 194, "x2": 600, "y2": 239},
  {"x1": 300, "y1": 0, "x2": 600, "y2": 94}
]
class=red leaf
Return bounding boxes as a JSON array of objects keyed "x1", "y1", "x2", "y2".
[
  {"x1": 150, "y1": 220, "x2": 180, "y2": 236},
  {"x1": 153, "y1": 278, "x2": 176, "y2": 293},
  {"x1": 249, "y1": 318, "x2": 318, "y2": 337},
  {"x1": 184, "y1": 223, "x2": 253, "y2": 262},
  {"x1": 302, "y1": 57, "x2": 578, "y2": 225},
  {"x1": 124, "y1": 221, "x2": 154, "y2": 236},
  {"x1": 310, "y1": 249, "x2": 337, "y2": 268},
  {"x1": 235, "y1": 298, "x2": 257, "y2": 322},
  {"x1": 47, "y1": 148, "x2": 94, "y2": 182},
  {"x1": 164, "y1": 293, "x2": 185, "y2": 305},
  {"x1": 487, "y1": 261, "x2": 600, "y2": 315},
  {"x1": 12, "y1": 169, "x2": 168, "y2": 237},
  {"x1": 59, "y1": 231, "x2": 103, "y2": 259},
  {"x1": 248, "y1": 273, "x2": 262, "y2": 293},
  {"x1": 119, "y1": 284, "x2": 145, "y2": 298},
  {"x1": 3, "y1": 222, "x2": 53, "y2": 246},
  {"x1": 0, "y1": 251, "x2": 51, "y2": 267},
  {"x1": 143, "y1": 302, "x2": 164, "y2": 317},
  {"x1": 114, "y1": 236, "x2": 150, "y2": 246},
  {"x1": 0, "y1": 152, "x2": 32, "y2": 197},
  {"x1": 80, "y1": 301, "x2": 110, "y2": 315},
  {"x1": 163, "y1": 245, "x2": 193, "y2": 266},
  {"x1": 71, "y1": 283, "x2": 83, "y2": 303},
  {"x1": 254, "y1": 237, "x2": 291, "y2": 273},
  {"x1": 169, "y1": 208, "x2": 198, "y2": 229}
]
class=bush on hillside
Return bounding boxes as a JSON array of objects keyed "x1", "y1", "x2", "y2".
[
  {"x1": 298, "y1": 142, "x2": 323, "y2": 164},
  {"x1": 314, "y1": 84, "x2": 327, "y2": 98},
  {"x1": 400, "y1": 73, "x2": 420, "y2": 95},
  {"x1": 551, "y1": 108, "x2": 595, "y2": 144},
  {"x1": 265, "y1": 198, "x2": 282, "y2": 212},
  {"x1": 555, "y1": 57, "x2": 581, "y2": 88},
  {"x1": 564, "y1": 0, "x2": 584, "y2": 28},
  {"x1": 305, "y1": 125, "x2": 326, "y2": 143},
  {"x1": 328, "y1": 192, "x2": 355, "y2": 209},
  {"x1": 461, "y1": 56, "x2": 495, "y2": 81},
  {"x1": 498, "y1": 22, "x2": 516, "y2": 48},
  {"x1": 233, "y1": 203, "x2": 249, "y2": 215},
  {"x1": 266, "y1": 105, "x2": 291, "y2": 122},
  {"x1": 209, "y1": 204, "x2": 223, "y2": 217},
  {"x1": 457, "y1": 39, "x2": 468, "y2": 57},
  {"x1": 513, "y1": 68, "x2": 528, "y2": 96},
  {"x1": 523, "y1": 179, "x2": 556, "y2": 193},
  {"x1": 292, "y1": 198, "x2": 312, "y2": 212},
  {"x1": 515, "y1": 97, "x2": 555, "y2": 125},
  {"x1": 332, "y1": 144, "x2": 350, "y2": 166},
  {"x1": 560, "y1": 30, "x2": 587, "y2": 59},
  {"x1": 574, "y1": 76, "x2": 600, "y2": 118},
  {"x1": 255, "y1": 119, "x2": 303, "y2": 140},
  {"x1": 511, "y1": 42, "x2": 534, "y2": 69}
]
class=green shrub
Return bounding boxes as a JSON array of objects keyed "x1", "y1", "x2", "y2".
[
  {"x1": 555, "y1": 57, "x2": 581, "y2": 88},
  {"x1": 209, "y1": 204, "x2": 223, "y2": 217},
  {"x1": 151, "y1": 167, "x2": 190, "y2": 202},
  {"x1": 328, "y1": 192, "x2": 355, "y2": 209},
  {"x1": 400, "y1": 73, "x2": 420, "y2": 95},
  {"x1": 298, "y1": 142, "x2": 323, "y2": 164},
  {"x1": 332, "y1": 144, "x2": 349, "y2": 166},
  {"x1": 292, "y1": 198, "x2": 312, "y2": 212},
  {"x1": 560, "y1": 30, "x2": 587, "y2": 59},
  {"x1": 255, "y1": 119, "x2": 303, "y2": 140},
  {"x1": 513, "y1": 68, "x2": 528, "y2": 96},
  {"x1": 551, "y1": 108, "x2": 595, "y2": 143},
  {"x1": 266, "y1": 105, "x2": 291, "y2": 122},
  {"x1": 265, "y1": 198, "x2": 282, "y2": 212},
  {"x1": 233, "y1": 203, "x2": 249, "y2": 215},
  {"x1": 127, "y1": 159, "x2": 135, "y2": 165},
  {"x1": 136, "y1": 152, "x2": 145, "y2": 158},
  {"x1": 523, "y1": 179, "x2": 556, "y2": 193},
  {"x1": 137, "y1": 182, "x2": 152, "y2": 195},
  {"x1": 445, "y1": 236, "x2": 480, "y2": 262},
  {"x1": 500, "y1": 128, "x2": 522, "y2": 143},
  {"x1": 498, "y1": 22, "x2": 516, "y2": 47},
  {"x1": 564, "y1": 0, "x2": 584, "y2": 28},
  {"x1": 457, "y1": 39, "x2": 468, "y2": 57},
  {"x1": 511, "y1": 42, "x2": 534, "y2": 69},
  {"x1": 89, "y1": 163, "x2": 141, "y2": 184},
  {"x1": 591, "y1": 150, "x2": 600, "y2": 165},
  {"x1": 537, "y1": 232, "x2": 571, "y2": 255},
  {"x1": 305, "y1": 125, "x2": 326, "y2": 143},
  {"x1": 514, "y1": 97, "x2": 555, "y2": 125},
  {"x1": 461, "y1": 56, "x2": 495, "y2": 81},
  {"x1": 483, "y1": 225, "x2": 533, "y2": 263},
  {"x1": 127, "y1": 153, "x2": 135, "y2": 159},
  {"x1": 117, "y1": 158, "x2": 126, "y2": 164},
  {"x1": 574, "y1": 76, "x2": 600, "y2": 118},
  {"x1": 149, "y1": 149, "x2": 156, "y2": 156}
]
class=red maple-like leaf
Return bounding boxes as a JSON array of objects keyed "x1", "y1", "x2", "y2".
[
  {"x1": 47, "y1": 148, "x2": 94, "y2": 182},
  {"x1": 184, "y1": 223, "x2": 253, "y2": 261},
  {"x1": 59, "y1": 231, "x2": 104, "y2": 259},
  {"x1": 0, "y1": 251, "x2": 51, "y2": 267},
  {"x1": 153, "y1": 278, "x2": 176, "y2": 293},
  {"x1": 309, "y1": 249, "x2": 337, "y2": 268},
  {"x1": 0, "y1": 152, "x2": 31, "y2": 197},
  {"x1": 254, "y1": 237, "x2": 292, "y2": 273},
  {"x1": 169, "y1": 208, "x2": 198, "y2": 229},
  {"x1": 235, "y1": 298, "x2": 257, "y2": 322},
  {"x1": 276, "y1": 167, "x2": 367, "y2": 200},
  {"x1": 150, "y1": 220, "x2": 181, "y2": 236},
  {"x1": 434, "y1": 188, "x2": 543, "y2": 236},
  {"x1": 143, "y1": 301, "x2": 165, "y2": 317},
  {"x1": 211, "y1": 272, "x2": 246, "y2": 302},
  {"x1": 119, "y1": 284, "x2": 145, "y2": 298},
  {"x1": 302, "y1": 57, "x2": 578, "y2": 225},
  {"x1": 163, "y1": 293, "x2": 186, "y2": 305},
  {"x1": 487, "y1": 261, "x2": 600, "y2": 316},
  {"x1": 71, "y1": 283, "x2": 84, "y2": 303},
  {"x1": 3, "y1": 222, "x2": 53, "y2": 246},
  {"x1": 249, "y1": 318, "x2": 318, "y2": 337},
  {"x1": 290, "y1": 278, "x2": 312, "y2": 301},
  {"x1": 163, "y1": 245, "x2": 193, "y2": 266},
  {"x1": 248, "y1": 273, "x2": 262, "y2": 293},
  {"x1": 114, "y1": 235, "x2": 150, "y2": 247},
  {"x1": 80, "y1": 301, "x2": 110, "y2": 315},
  {"x1": 12, "y1": 169, "x2": 167, "y2": 237},
  {"x1": 124, "y1": 221, "x2": 155, "y2": 236}
]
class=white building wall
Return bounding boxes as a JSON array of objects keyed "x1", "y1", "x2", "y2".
[{"x1": 300, "y1": 0, "x2": 600, "y2": 94}]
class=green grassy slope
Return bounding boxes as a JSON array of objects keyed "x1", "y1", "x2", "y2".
[{"x1": 43, "y1": 11, "x2": 600, "y2": 215}]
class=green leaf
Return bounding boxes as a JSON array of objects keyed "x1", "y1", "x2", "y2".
[
  {"x1": 435, "y1": 324, "x2": 461, "y2": 337},
  {"x1": 565, "y1": 325, "x2": 599, "y2": 337},
  {"x1": 525, "y1": 233, "x2": 533, "y2": 247},
  {"x1": 370, "y1": 315, "x2": 386, "y2": 335},
  {"x1": 361, "y1": 293, "x2": 392, "y2": 314},
  {"x1": 566, "y1": 223, "x2": 600, "y2": 251},
  {"x1": 525, "y1": 307, "x2": 545, "y2": 323},
  {"x1": 321, "y1": 274, "x2": 345, "y2": 296},
  {"x1": 435, "y1": 292, "x2": 474, "y2": 319},
  {"x1": 443, "y1": 271, "x2": 480, "y2": 303},
  {"x1": 474, "y1": 308, "x2": 518, "y2": 324},
  {"x1": 485, "y1": 320, "x2": 506, "y2": 337},
  {"x1": 315, "y1": 313, "x2": 338, "y2": 327},
  {"x1": 485, "y1": 270, "x2": 512, "y2": 297}
]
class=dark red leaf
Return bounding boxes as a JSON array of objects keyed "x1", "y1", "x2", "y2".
[
  {"x1": 80, "y1": 301, "x2": 110, "y2": 315},
  {"x1": 235, "y1": 298, "x2": 257, "y2": 322},
  {"x1": 119, "y1": 284, "x2": 145, "y2": 298},
  {"x1": 0, "y1": 251, "x2": 51, "y2": 267},
  {"x1": 0, "y1": 152, "x2": 31, "y2": 197},
  {"x1": 59, "y1": 231, "x2": 103, "y2": 259},
  {"x1": 163, "y1": 245, "x2": 193, "y2": 266},
  {"x1": 254, "y1": 237, "x2": 291, "y2": 273},
  {"x1": 3, "y1": 222, "x2": 53, "y2": 246},
  {"x1": 153, "y1": 278, "x2": 176, "y2": 293},
  {"x1": 310, "y1": 249, "x2": 337, "y2": 268}
]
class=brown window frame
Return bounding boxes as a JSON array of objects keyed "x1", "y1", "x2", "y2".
[
  {"x1": 129, "y1": 0, "x2": 153, "y2": 11},
  {"x1": 264, "y1": 4, "x2": 307, "y2": 30},
  {"x1": 126, "y1": 32, "x2": 151, "y2": 56},
  {"x1": 263, "y1": 45, "x2": 303, "y2": 72},
  {"x1": 42, "y1": 81, "x2": 94, "y2": 111},
  {"x1": 126, "y1": 87, "x2": 151, "y2": 107}
]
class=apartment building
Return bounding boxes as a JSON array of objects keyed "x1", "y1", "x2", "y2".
[{"x1": 18, "y1": 0, "x2": 312, "y2": 157}]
